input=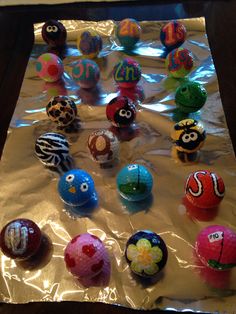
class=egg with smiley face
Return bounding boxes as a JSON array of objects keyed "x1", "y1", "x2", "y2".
[{"x1": 42, "y1": 19, "x2": 67, "y2": 47}]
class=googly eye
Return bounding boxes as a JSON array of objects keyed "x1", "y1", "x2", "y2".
[
  {"x1": 128, "y1": 165, "x2": 138, "y2": 171},
  {"x1": 182, "y1": 134, "x2": 191, "y2": 143},
  {"x1": 119, "y1": 109, "x2": 126, "y2": 117},
  {"x1": 126, "y1": 110, "x2": 132, "y2": 118},
  {"x1": 66, "y1": 174, "x2": 75, "y2": 182},
  {"x1": 80, "y1": 183, "x2": 89, "y2": 192},
  {"x1": 190, "y1": 132, "x2": 198, "y2": 141},
  {"x1": 52, "y1": 26, "x2": 58, "y2": 32},
  {"x1": 46, "y1": 26, "x2": 53, "y2": 32}
]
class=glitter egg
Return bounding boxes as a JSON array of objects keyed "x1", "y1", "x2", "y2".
[
  {"x1": 185, "y1": 170, "x2": 225, "y2": 208},
  {"x1": 113, "y1": 58, "x2": 141, "y2": 88},
  {"x1": 0, "y1": 219, "x2": 42, "y2": 260},
  {"x1": 42, "y1": 20, "x2": 67, "y2": 47},
  {"x1": 117, "y1": 164, "x2": 153, "y2": 201},
  {"x1": 36, "y1": 53, "x2": 64, "y2": 83},
  {"x1": 125, "y1": 230, "x2": 168, "y2": 277},
  {"x1": 106, "y1": 96, "x2": 136, "y2": 128},
  {"x1": 195, "y1": 225, "x2": 236, "y2": 270},
  {"x1": 165, "y1": 48, "x2": 194, "y2": 78},
  {"x1": 46, "y1": 96, "x2": 77, "y2": 127},
  {"x1": 116, "y1": 18, "x2": 141, "y2": 50},
  {"x1": 175, "y1": 82, "x2": 207, "y2": 113},
  {"x1": 160, "y1": 21, "x2": 186, "y2": 51},
  {"x1": 88, "y1": 129, "x2": 119, "y2": 164},
  {"x1": 72, "y1": 59, "x2": 100, "y2": 89},
  {"x1": 77, "y1": 30, "x2": 103, "y2": 59}
]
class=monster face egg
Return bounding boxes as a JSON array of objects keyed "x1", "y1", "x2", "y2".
[
  {"x1": 160, "y1": 21, "x2": 186, "y2": 51},
  {"x1": 113, "y1": 58, "x2": 141, "y2": 89},
  {"x1": 72, "y1": 59, "x2": 100, "y2": 89},
  {"x1": 77, "y1": 30, "x2": 103, "y2": 59},
  {"x1": 58, "y1": 169, "x2": 96, "y2": 207},
  {"x1": 165, "y1": 48, "x2": 194, "y2": 78},
  {"x1": 0, "y1": 219, "x2": 42, "y2": 260},
  {"x1": 36, "y1": 53, "x2": 64, "y2": 83},
  {"x1": 185, "y1": 170, "x2": 225, "y2": 209},
  {"x1": 35, "y1": 132, "x2": 69, "y2": 168},
  {"x1": 195, "y1": 225, "x2": 236, "y2": 270},
  {"x1": 117, "y1": 164, "x2": 153, "y2": 202},
  {"x1": 46, "y1": 96, "x2": 77, "y2": 127},
  {"x1": 116, "y1": 18, "x2": 141, "y2": 50},
  {"x1": 106, "y1": 96, "x2": 136, "y2": 128},
  {"x1": 88, "y1": 129, "x2": 119, "y2": 164},
  {"x1": 125, "y1": 230, "x2": 168, "y2": 278},
  {"x1": 171, "y1": 119, "x2": 206, "y2": 153},
  {"x1": 175, "y1": 82, "x2": 207, "y2": 113},
  {"x1": 42, "y1": 19, "x2": 67, "y2": 47}
]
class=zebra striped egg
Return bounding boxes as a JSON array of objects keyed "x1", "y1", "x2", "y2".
[
  {"x1": 35, "y1": 132, "x2": 69, "y2": 167},
  {"x1": 185, "y1": 170, "x2": 225, "y2": 208}
]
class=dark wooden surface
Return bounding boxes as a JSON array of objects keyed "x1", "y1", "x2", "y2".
[{"x1": 0, "y1": 1, "x2": 235, "y2": 313}]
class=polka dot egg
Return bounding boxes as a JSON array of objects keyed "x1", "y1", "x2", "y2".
[{"x1": 36, "y1": 53, "x2": 64, "y2": 83}]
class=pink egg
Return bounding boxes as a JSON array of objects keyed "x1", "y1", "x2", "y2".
[
  {"x1": 36, "y1": 53, "x2": 64, "y2": 83},
  {"x1": 64, "y1": 233, "x2": 108, "y2": 279}
]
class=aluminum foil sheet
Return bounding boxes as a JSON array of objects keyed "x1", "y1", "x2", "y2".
[{"x1": 1, "y1": 18, "x2": 236, "y2": 313}]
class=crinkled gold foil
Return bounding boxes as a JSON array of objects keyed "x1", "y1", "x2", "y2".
[{"x1": 0, "y1": 18, "x2": 236, "y2": 313}]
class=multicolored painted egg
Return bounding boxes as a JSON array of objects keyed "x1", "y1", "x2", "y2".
[
  {"x1": 175, "y1": 82, "x2": 207, "y2": 113},
  {"x1": 160, "y1": 21, "x2": 186, "y2": 51},
  {"x1": 106, "y1": 96, "x2": 136, "y2": 128},
  {"x1": 171, "y1": 119, "x2": 206, "y2": 153},
  {"x1": 36, "y1": 53, "x2": 64, "y2": 83},
  {"x1": 42, "y1": 20, "x2": 67, "y2": 47},
  {"x1": 165, "y1": 48, "x2": 194, "y2": 78},
  {"x1": 185, "y1": 170, "x2": 225, "y2": 208},
  {"x1": 58, "y1": 169, "x2": 96, "y2": 207},
  {"x1": 77, "y1": 30, "x2": 103, "y2": 59},
  {"x1": 0, "y1": 219, "x2": 42, "y2": 260},
  {"x1": 46, "y1": 96, "x2": 77, "y2": 127},
  {"x1": 72, "y1": 59, "x2": 100, "y2": 89},
  {"x1": 35, "y1": 132, "x2": 69, "y2": 167},
  {"x1": 64, "y1": 233, "x2": 108, "y2": 279},
  {"x1": 195, "y1": 225, "x2": 236, "y2": 270},
  {"x1": 117, "y1": 164, "x2": 153, "y2": 202},
  {"x1": 88, "y1": 129, "x2": 119, "y2": 164},
  {"x1": 113, "y1": 58, "x2": 141, "y2": 88},
  {"x1": 116, "y1": 18, "x2": 141, "y2": 50},
  {"x1": 125, "y1": 230, "x2": 168, "y2": 277}
]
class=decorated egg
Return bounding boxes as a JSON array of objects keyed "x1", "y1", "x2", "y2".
[
  {"x1": 160, "y1": 21, "x2": 186, "y2": 51},
  {"x1": 185, "y1": 170, "x2": 225, "y2": 208},
  {"x1": 171, "y1": 119, "x2": 206, "y2": 153},
  {"x1": 117, "y1": 164, "x2": 153, "y2": 202},
  {"x1": 77, "y1": 30, "x2": 103, "y2": 59},
  {"x1": 35, "y1": 132, "x2": 69, "y2": 168},
  {"x1": 113, "y1": 58, "x2": 141, "y2": 88},
  {"x1": 165, "y1": 48, "x2": 194, "y2": 78},
  {"x1": 175, "y1": 82, "x2": 207, "y2": 113},
  {"x1": 0, "y1": 219, "x2": 42, "y2": 260},
  {"x1": 58, "y1": 169, "x2": 96, "y2": 207},
  {"x1": 88, "y1": 129, "x2": 119, "y2": 164},
  {"x1": 116, "y1": 18, "x2": 141, "y2": 50},
  {"x1": 42, "y1": 19, "x2": 67, "y2": 47},
  {"x1": 125, "y1": 230, "x2": 168, "y2": 277},
  {"x1": 106, "y1": 96, "x2": 136, "y2": 128},
  {"x1": 64, "y1": 233, "x2": 108, "y2": 279},
  {"x1": 195, "y1": 225, "x2": 236, "y2": 270},
  {"x1": 36, "y1": 53, "x2": 64, "y2": 83},
  {"x1": 46, "y1": 96, "x2": 77, "y2": 127},
  {"x1": 72, "y1": 59, "x2": 100, "y2": 89}
]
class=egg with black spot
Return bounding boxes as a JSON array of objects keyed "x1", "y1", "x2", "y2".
[{"x1": 42, "y1": 19, "x2": 67, "y2": 47}]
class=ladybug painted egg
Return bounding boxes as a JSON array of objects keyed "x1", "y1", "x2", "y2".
[
  {"x1": 113, "y1": 58, "x2": 141, "y2": 88},
  {"x1": 116, "y1": 18, "x2": 141, "y2": 50},
  {"x1": 88, "y1": 129, "x2": 119, "y2": 164},
  {"x1": 106, "y1": 96, "x2": 136, "y2": 128},
  {"x1": 64, "y1": 233, "x2": 107, "y2": 279},
  {"x1": 185, "y1": 170, "x2": 225, "y2": 208},
  {"x1": 36, "y1": 53, "x2": 64, "y2": 83},
  {"x1": 195, "y1": 225, "x2": 236, "y2": 270},
  {"x1": 42, "y1": 19, "x2": 67, "y2": 47},
  {"x1": 160, "y1": 21, "x2": 186, "y2": 51},
  {"x1": 165, "y1": 48, "x2": 194, "y2": 78},
  {"x1": 77, "y1": 30, "x2": 103, "y2": 59},
  {"x1": 125, "y1": 230, "x2": 168, "y2": 277},
  {"x1": 72, "y1": 59, "x2": 100, "y2": 89},
  {"x1": 0, "y1": 219, "x2": 42, "y2": 260}
]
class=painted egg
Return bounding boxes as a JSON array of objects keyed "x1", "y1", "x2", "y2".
[
  {"x1": 0, "y1": 219, "x2": 42, "y2": 260},
  {"x1": 113, "y1": 58, "x2": 141, "y2": 88},
  {"x1": 165, "y1": 48, "x2": 194, "y2": 78},
  {"x1": 42, "y1": 19, "x2": 67, "y2": 47},
  {"x1": 116, "y1": 18, "x2": 141, "y2": 50},
  {"x1": 77, "y1": 30, "x2": 103, "y2": 59},
  {"x1": 125, "y1": 230, "x2": 168, "y2": 277},
  {"x1": 160, "y1": 21, "x2": 186, "y2": 51},
  {"x1": 36, "y1": 53, "x2": 64, "y2": 83},
  {"x1": 72, "y1": 59, "x2": 100, "y2": 89}
]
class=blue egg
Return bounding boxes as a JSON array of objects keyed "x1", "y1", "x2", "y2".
[
  {"x1": 116, "y1": 164, "x2": 153, "y2": 201},
  {"x1": 58, "y1": 169, "x2": 96, "y2": 206}
]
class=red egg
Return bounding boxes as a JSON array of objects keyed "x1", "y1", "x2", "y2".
[{"x1": 113, "y1": 58, "x2": 141, "y2": 88}]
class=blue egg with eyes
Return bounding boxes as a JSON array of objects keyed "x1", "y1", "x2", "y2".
[
  {"x1": 117, "y1": 164, "x2": 153, "y2": 202},
  {"x1": 58, "y1": 169, "x2": 96, "y2": 207}
]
